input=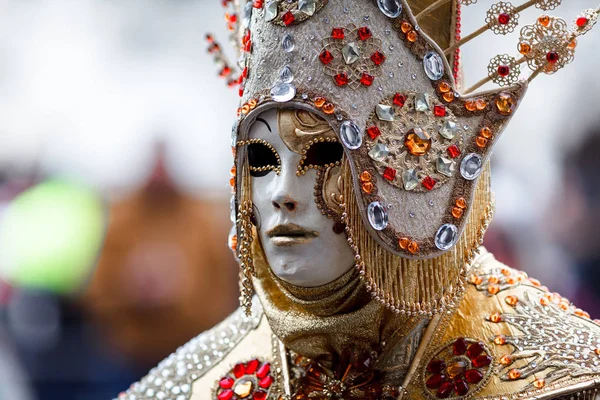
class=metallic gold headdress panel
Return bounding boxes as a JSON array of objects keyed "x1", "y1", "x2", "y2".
[{"x1": 221, "y1": 0, "x2": 598, "y2": 261}]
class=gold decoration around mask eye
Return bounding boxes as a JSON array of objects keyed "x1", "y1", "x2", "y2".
[
  {"x1": 278, "y1": 109, "x2": 336, "y2": 154},
  {"x1": 296, "y1": 136, "x2": 343, "y2": 176},
  {"x1": 237, "y1": 138, "x2": 282, "y2": 176}
]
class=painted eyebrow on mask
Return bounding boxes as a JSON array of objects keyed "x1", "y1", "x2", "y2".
[{"x1": 256, "y1": 117, "x2": 272, "y2": 132}]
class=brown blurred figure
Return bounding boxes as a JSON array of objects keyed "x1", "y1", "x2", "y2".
[
  {"x1": 547, "y1": 128, "x2": 600, "y2": 319},
  {"x1": 83, "y1": 144, "x2": 238, "y2": 367}
]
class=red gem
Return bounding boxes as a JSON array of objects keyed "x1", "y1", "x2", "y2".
[
  {"x1": 497, "y1": 65, "x2": 510, "y2": 77},
  {"x1": 367, "y1": 126, "x2": 381, "y2": 140},
  {"x1": 220, "y1": 66, "x2": 232, "y2": 77},
  {"x1": 466, "y1": 342, "x2": 484, "y2": 359},
  {"x1": 320, "y1": 49, "x2": 334, "y2": 65},
  {"x1": 383, "y1": 167, "x2": 396, "y2": 181},
  {"x1": 454, "y1": 379, "x2": 469, "y2": 396},
  {"x1": 282, "y1": 11, "x2": 295, "y2": 26},
  {"x1": 427, "y1": 360, "x2": 446, "y2": 374},
  {"x1": 426, "y1": 373, "x2": 446, "y2": 389},
  {"x1": 577, "y1": 17, "x2": 589, "y2": 27},
  {"x1": 242, "y1": 67, "x2": 249, "y2": 79},
  {"x1": 393, "y1": 93, "x2": 407, "y2": 107},
  {"x1": 218, "y1": 389, "x2": 234, "y2": 400},
  {"x1": 334, "y1": 72, "x2": 349, "y2": 87},
  {"x1": 498, "y1": 13, "x2": 510, "y2": 25},
  {"x1": 453, "y1": 338, "x2": 467, "y2": 355},
  {"x1": 422, "y1": 176, "x2": 436, "y2": 191},
  {"x1": 546, "y1": 51, "x2": 559, "y2": 63},
  {"x1": 233, "y1": 363, "x2": 246, "y2": 378},
  {"x1": 434, "y1": 105, "x2": 446, "y2": 117},
  {"x1": 258, "y1": 375, "x2": 274, "y2": 388},
  {"x1": 332, "y1": 28, "x2": 345, "y2": 39},
  {"x1": 472, "y1": 354, "x2": 492, "y2": 368},
  {"x1": 437, "y1": 381, "x2": 454, "y2": 399},
  {"x1": 256, "y1": 363, "x2": 271, "y2": 378},
  {"x1": 465, "y1": 369, "x2": 484, "y2": 384},
  {"x1": 219, "y1": 377, "x2": 234, "y2": 389},
  {"x1": 447, "y1": 145, "x2": 460, "y2": 159},
  {"x1": 246, "y1": 359, "x2": 260, "y2": 374},
  {"x1": 358, "y1": 26, "x2": 372, "y2": 40},
  {"x1": 361, "y1": 72, "x2": 375, "y2": 86},
  {"x1": 371, "y1": 51, "x2": 386, "y2": 65},
  {"x1": 253, "y1": 391, "x2": 268, "y2": 400}
]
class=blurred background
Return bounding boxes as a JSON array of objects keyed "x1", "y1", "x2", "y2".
[{"x1": 0, "y1": 0, "x2": 598, "y2": 399}]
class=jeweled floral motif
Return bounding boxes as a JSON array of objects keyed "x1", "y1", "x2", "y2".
[
  {"x1": 264, "y1": 0, "x2": 328, "y2": 26},
  {"x1": 518, "y1": 16, "x2": 574, "y2": 75},
  {"x1": 319, "y1": 24, "x2": 385, "y2": 90},
  {"x1": 423, "y1": 338, "x2": 493, "y2": 399},
  {"x1": 468, "y1": 264, "x2": 528, "y2": 296},
  {"x1": 215, "y1": 359, "x2": 274, "y2": 400},
  {"x1": 365, "y1": 92, "x2": 462, "y2": 192},
  {"x1": 487, "y1": 54, "x2": 521, "y2": 86},
  {"x1": 485, "y1": 2, "x2": 520, "y2": 35},
  {"x1": 572, "y1": 8, "x2": 600, "y2": 37}
]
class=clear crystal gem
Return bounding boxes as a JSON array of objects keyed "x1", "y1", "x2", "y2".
[
  {"x1": 368, "y1": 143, "x2": 389, "y2": 161},
  {"x1": 415, "y1": 93, "x2": 430, "y2": 112},
  {"x1": 377, "y1": 0, "x2": 402, "y2": 18},
  {"x1": 460, "y1": 153, "x2": 483, "y2": 180},
  {"x1": 435, "y1": 223, "x2": 459, "y2": 250},
  {"x1": 367, "y1": 201, "x2": 389, "y2": 231},
  {"x1": 298, "y1": 0, "x2": 317, "y2": 16},
  {"x1": 339, "y1": 120, "x2": 362, "y2": 150},
  {"x1": 423, "y1": 51, "x2": 445, "y2": 81},
  {"x1": 439, "y1": 120, "x2": 458, "y2": 139},
  {"x1": 376, "y1": 104, "x2": 395, "y2": 121},
  {"x1": 270, "y1": 83, "x2": 296, "y2": 102},
  {"x1": 279, "y1": 66, "x2": 294, "y2": 83},
  {"x1": 265, "y1": 1, "x2": 278, "y2": 21},
  {"x1": 230, "y1": 196, "x2": 236, "y2": 222},
  {"x1": 342, "y1": 42, "x2": 360, "y2": 64},
  {"x1": 282, "y1": 34, "x2": 295, "y2": 52},
  {"x1": 402, "y1": 169, "x2": 419, "y2": 191},
  {"x1": 436, "y1": 157, "x2": 455, "y2": 177},
  {"x1": 243, "y1": 1, "x2": 254, "y2": 28}
]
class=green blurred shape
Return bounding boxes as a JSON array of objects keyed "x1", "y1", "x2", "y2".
[{"x1": 0, "y1": 180, "x2": 106, "y2": 294}]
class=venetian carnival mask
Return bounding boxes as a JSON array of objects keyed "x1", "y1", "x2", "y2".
[{"x1": 209, "y1": 0, "x2": 599, "y2": 316}]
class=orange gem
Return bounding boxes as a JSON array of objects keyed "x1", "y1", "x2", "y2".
[
  {"x1": 407, "y1": 30, "x2": 418, "y2": 42},
  {"x1": 481, "y1": 127, "x2": 493, "y2": 139},
  {"x1": 456, "y1": 197, "x2": 467, "y2": 209},
  {"x1": 495, "y1": 93, "x2": 515, "y2": 116},
  {"x1": 241, "y1": 104, "x2": 250, "y2": 114},
  {"x1": 323, "y1": 103, "x2": 335, "y2": 114},
  {"x1": 508, "y1": 369, "x2": 521, "y2": 380},
  {"x1": 538, "y1": 15, "x2": 550, "y2": 27},
  {"x1": 443, "y1": 92, "x2": 454, "y2": 102},
  {"x1": 501, "y1": 268, "x2": 511, "y2": 276},
  {"x1": 568, "y1": 39, "x2": 577, "y2": 50},
  {"x1": 539, "y1": 296, "x2": 549, "y2": 306},
  {"x1": 230, "y1": 177, "x2": 236, "y2": 187},
  {"x1": 489, "y1": 312, "x2": 502, "y2": 323},
  {"x1": 506, "y1": 277, "x2": 516, "y2": 285},
  {"x1": 401, "y1": 21, "x2": 412, "y2": 33},
  {"x1": 399, "y1": 237, "x2": 410, "y2": 250},
  {"x1": 518, "y1": 42, "x2": 532, "y2": 56},
  {"x1": 470, "y1": 274, "x2": 483, "y2": 285},
  {"x1": 500, "y1": 354, "x2": 513, "y2": 365},
  {"x1": 360, "y1": 171, "x2": 372, "y2": 182},
  {"x1": 439, "y1": 82, "x2": 451, "y2": 93},
  {"x1": 559, "y1": 301, "x2": 569, "y2": 311},
  {"x1": 488, "y1": 285, "x2": 500, "y2": 295},
  {"x1": 476, "y1": 99, "x2": 488, "y2": 111},
  {"x1": 231, "y1": 166, "x2": 237, "y2": 176},
  {"x1": 505, "y1": 295, "x2": 519, "y2": 306},
  {"x1": 404, "y1": 128, "x2": 432, "y2": 156},
  {"x1": 476, "y1": 136, "x2": 489, "y2": 148},
  {"x1": 314, "y1": 97, "x2": 326, "y2": 108},
  {"x1": 248, "y1": 99, "x2": 258, "y2": 109},
  {"x1": 452, "y1": 206, "x2": 464, "y2": 219},
  {"x1": 575, "y1": 309, "x2": 591, "y2": 319},
  {"x1": 465, "y1": 100, "x2": 477, "y2": 112},
  {"x1": 362, "y1": 181, "x2": 374, "y2": 194},
  {"x1": 494, "y1": 334, "x2": 506, "y2": 345},
  {"x1": 489, "y1": 276, "x2": 500, "y2": 284},
  {"x1": 408, "y1": 241, "x2": 420, "y2": 254},
  {"x1": 533, "y1": 378, "x2": 545, "y2": 389},
  {"x1": 594, "y1": 348, "x2": 600, "y2": 356},
  {"x1": 529, "y1": 278, "x2": 541, "y2": 287},
  {"x1": 229, "y1": 234, "x2": 238, "y2": 251}
]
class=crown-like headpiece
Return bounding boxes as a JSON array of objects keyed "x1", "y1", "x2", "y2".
[{"x1": 212, "y1": 0, "x2": 599, "y2": 314}]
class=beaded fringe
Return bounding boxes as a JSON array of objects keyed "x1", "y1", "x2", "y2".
[{"x1": 342, "y1": 161, "x2": 493, "y2": 317}]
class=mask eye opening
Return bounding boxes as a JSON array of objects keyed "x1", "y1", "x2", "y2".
[
  {"x1": 237, "y1": 139, "x2": 281, "y2": 177},
  {"x1": 297, "y1": 137, "x2": 344, "y2": 176}
]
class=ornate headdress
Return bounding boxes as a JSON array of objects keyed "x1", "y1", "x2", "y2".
[{"x1": 210, "y1": 0, "x2": 599, "y2": 316}]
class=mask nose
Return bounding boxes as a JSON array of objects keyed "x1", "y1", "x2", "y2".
[{"x1": 271, "y1": 196, "x2": 297, "y2": 212}]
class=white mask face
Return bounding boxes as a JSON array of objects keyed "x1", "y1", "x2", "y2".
[{"x1": 247, "y1": 109, "x2": 355, "y2": 287}]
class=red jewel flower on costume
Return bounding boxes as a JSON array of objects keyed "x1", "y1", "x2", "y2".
[
  {"x1": 424, "y1": 338, "x2": 492, "y2": 399},
  {"x1": 215, "y1": 359, "x2": 274, "y2": 400}
]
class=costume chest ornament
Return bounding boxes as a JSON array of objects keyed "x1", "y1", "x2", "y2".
[{"x1": 215, "y1": 359, "x2": 274, "y2": 400}]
